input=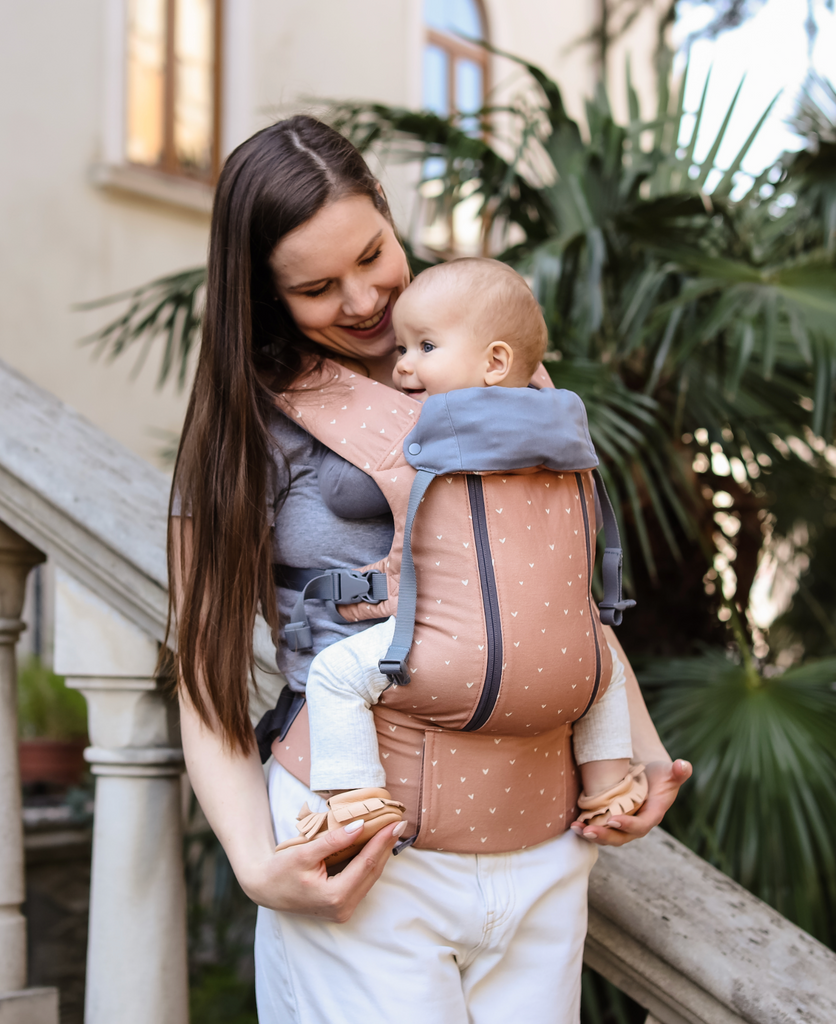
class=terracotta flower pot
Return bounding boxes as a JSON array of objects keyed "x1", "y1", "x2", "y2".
[{"x1": 18, "y1": 739, "x2": 88, "y2": 787}]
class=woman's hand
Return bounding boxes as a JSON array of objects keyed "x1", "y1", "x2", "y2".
[
  {"x1": 569, "y1": 758, "x2": 692, "y2": 847},
  {"x1": 241, "y1": 821, "x2": 405, "y2": 922}
]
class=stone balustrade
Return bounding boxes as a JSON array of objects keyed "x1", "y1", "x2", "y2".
[{"x1": 1, "y1": 356, "x2": 835, "y2": 1024}]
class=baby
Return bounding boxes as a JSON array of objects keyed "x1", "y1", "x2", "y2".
[{"x1": 276, "y1": 259, "x2": 642, "y2": 864}]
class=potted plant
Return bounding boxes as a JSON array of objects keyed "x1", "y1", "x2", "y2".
[{"x1": 18, "y1": 657, "x2": 89, "y2": 790}]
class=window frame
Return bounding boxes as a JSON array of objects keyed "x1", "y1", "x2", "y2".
[
  {"x1": 126, "y1": 0, "x2": 224, "y2": 185},
  {"x1": 424, "y1": 25, "x2": 490, "y2": 123}
]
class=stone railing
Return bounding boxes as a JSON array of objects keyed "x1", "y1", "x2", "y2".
[{"x1": 1, "y1": 356, "x2": 834, "y2": 1024}]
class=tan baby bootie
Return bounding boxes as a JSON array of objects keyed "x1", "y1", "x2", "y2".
[
  {"x1": 275, "y1": 788, "x2": 406, "y2": 868},
  {"x1": 577, "y1": 763, "x2": 648, "y2": 827}
]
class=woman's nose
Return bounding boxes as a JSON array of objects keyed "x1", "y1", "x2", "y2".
[{"x1": 341, "y1": 277, "x2": 378, "y2": 318}]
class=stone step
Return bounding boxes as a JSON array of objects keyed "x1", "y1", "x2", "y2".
[{"x1": 0, "y1": 988, "x2": 59, "y2": 1024}]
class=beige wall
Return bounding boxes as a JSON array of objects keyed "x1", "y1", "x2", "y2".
[{"x1": 0, "y1": 0, "x2": 658, "y2": 469}]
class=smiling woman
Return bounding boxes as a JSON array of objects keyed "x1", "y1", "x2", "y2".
[
  {"x1": 169, "y1": 113, "x2": 689, "y2": 1024},
  {"x1": 269, "y1": 195, "x2": 409, "y2": 380}
]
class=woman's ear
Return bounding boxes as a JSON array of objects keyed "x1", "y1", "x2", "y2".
[{"x1": 484, "y1": 341, "x2": 514, "y2": 386}]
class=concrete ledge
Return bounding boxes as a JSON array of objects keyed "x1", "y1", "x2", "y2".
[
  {"x1": 586, "y1": 828, "x2": 836, "y2": 1024},
  {"x1": 90, "y1": 163, "x2": 214, "y2": 216},
  {"x1": 0, "y1": 988, "x2": 59, "y2": 1024}
]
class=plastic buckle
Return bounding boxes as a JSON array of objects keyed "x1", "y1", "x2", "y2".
[
  {"x1": 378, "y1": 658, "x2": 410, "y2": 686},
  {"x1": 285, "y1": 621, "x2": 313, "y2": 652},
  {"x1": 359, "y1": 571, "x2": 386, "y2": 604},
  {"x1": 327, "y1": 568, "x2": 371, "y2": 604},
  {"x1": 599, "y1": 599, "x2": 636, "y2": 613}
]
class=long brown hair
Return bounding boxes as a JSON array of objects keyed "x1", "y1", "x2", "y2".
[{"x1": 170, "y1": 116, "x2": 394, "y2": 752}]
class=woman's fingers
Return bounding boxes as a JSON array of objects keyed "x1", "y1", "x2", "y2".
[
  {"x1": 570, "y1": 758, "x2": 692, "y2": 847},
  {"x1": 269, "y1": 820, "x2": 402, "y2": 921}
]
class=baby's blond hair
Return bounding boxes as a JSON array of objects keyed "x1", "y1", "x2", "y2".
[{"x1": 409, "y1": 258, "x2": 548, "y2": 383}]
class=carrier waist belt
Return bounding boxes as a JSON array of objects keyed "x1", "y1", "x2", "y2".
[{"x1": 270, "y1": 702, "x2": 581, "y2": 854}]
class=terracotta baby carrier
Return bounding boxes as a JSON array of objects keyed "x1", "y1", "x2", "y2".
[{"x1": 263, "y1": 359, "x2": 634, "y2": 853}]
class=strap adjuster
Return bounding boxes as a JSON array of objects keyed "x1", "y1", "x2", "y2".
[{"x1": 378, "y1": 656, "x2": 411, "y2": 687}]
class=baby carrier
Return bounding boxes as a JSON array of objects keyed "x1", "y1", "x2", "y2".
[{"x1": 260, "y1": 359, "x2": 634, "y2": 853}]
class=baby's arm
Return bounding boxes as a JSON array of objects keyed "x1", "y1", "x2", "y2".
[
  {"x1": 306, "y1": 618, "x2": 396, "y2": 793},
  {"x1": 573, "y1": 644, "x2": 633, "y2": 798}
]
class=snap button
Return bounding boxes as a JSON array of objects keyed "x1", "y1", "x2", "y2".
[{"x1": 408, "y1": 442, "x2": 422, "y2": 455}]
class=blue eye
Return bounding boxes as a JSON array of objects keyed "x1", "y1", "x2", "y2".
[{"x1": 421, "y1": 341, "x2": 435, "y2": 353}]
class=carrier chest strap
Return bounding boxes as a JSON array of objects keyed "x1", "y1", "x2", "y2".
[{"x1": 277, "y1": 566, "x2": 388, "y2": 652}]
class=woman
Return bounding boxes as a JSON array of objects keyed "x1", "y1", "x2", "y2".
[{"x1": 171, "y1": 116, "x2": 692, "y2": 1023}]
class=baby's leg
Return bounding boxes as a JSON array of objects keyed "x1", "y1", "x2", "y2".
[
  {"x1": 573, "y1": 644, "x2": 646, "y2": 825},
  {"x1": 579, "y1": 757, "x2": 630, "y2": 799},
  {"x1": 276, "y1": 619, "x2": 404, "y2": 866},
  {"x1": 306, "y1": 619, "x2": 396, "y2": 792}
]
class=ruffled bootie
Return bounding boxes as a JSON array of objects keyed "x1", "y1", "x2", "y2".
[
  {"x1": 275, "y1": 787, "x2": 406, "y2": 868},
  {"x1": 577, "y1": 763, "x2": 648, "y2": 826}
]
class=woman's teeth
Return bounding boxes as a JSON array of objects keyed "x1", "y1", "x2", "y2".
[{"x1": 347, "y1": 306, "x2": 386, "y2": 331}]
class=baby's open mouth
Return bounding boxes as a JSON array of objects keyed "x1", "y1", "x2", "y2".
[
  {"x1": 343, "y1": 306, "x2": 387, "y2": 332},
  {"x1": 403, "y1": 387, "x2": 426, "y2": 397}
]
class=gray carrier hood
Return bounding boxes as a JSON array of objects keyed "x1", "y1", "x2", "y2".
[{"x1": 402, "y1": 386, "x2": 598, "y2": 475}]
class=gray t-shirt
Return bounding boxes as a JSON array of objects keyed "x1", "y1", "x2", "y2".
[{"x1": 269, "y1": 412, "x2": 394, "y2": 691}]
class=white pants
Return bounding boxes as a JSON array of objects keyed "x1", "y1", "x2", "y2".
[{"x1": 255, "y1": 762, "x2": 598, "y2": 1024}]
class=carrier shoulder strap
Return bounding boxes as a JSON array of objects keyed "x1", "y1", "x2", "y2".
[{"x1": 593, "y1": 469, "x2": 636, "y2": 627}]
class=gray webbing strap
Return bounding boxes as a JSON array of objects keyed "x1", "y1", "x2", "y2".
[
  {"x1": 284, "y1": 568, "x2": 388, "y2": 652},
  {"x1": 593, "y1": 469, "x2": 636, "y2": 627},
  {"x1": 379, "y1": 469, "x2": 436, "y2": 686}
]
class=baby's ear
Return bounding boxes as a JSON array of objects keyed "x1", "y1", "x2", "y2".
[{"x1": 484, "y1": 341, "x2": 514, "y2": 386}]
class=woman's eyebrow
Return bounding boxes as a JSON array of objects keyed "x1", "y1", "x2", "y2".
[{"x1": 286, "y1": 230, "x2": 384, "y2": 291}]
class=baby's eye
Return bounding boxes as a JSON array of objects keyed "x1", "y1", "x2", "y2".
[
  {"x1": 421, "y1": 341, "x2": 435, "y2": 353},
  {"x1": 395, "y1": 346, "x2": 406, "y2": 357}
]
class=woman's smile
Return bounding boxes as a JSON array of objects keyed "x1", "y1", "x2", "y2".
[{"x1": 338, "y1": 300, "x2": 393, "y2": 336}]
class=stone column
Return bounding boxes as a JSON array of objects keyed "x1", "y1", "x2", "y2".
[
  {"x1": 0, "y1": 523, "x2": 59, "y2": 1022},
  {"x1": 55, "y1": 572, "x2": 188, "y2": 1024}
]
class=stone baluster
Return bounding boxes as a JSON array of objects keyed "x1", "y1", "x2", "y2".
[
  {"x1": 54, "y1": 570, "x2": 188, "y2": 1024},
  {"x1": 0, "y1": 523, "x2": 59, "y2": 1022}
]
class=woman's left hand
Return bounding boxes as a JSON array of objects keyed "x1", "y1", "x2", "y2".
[{"x1": 569, "y1": 758, "x2": 692, "y2": 847}]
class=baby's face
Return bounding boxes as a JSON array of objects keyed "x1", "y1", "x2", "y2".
[{"x1": 391, "y1": 282, "x2": 495, "y2": 401}]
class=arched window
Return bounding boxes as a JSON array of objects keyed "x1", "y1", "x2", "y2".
[
  {"x1": 126, "y1": 0, "x2": 222, "y2": 182},
  {"x1": 423, "y1": 0, "x2": 488, "y2": 126},
  {"x1": 420, "y1": 0, "x2": 489, "y2": 255}
]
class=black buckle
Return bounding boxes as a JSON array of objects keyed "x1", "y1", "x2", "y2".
[
  {"x1": 327, "y1": 569, "x2": 385, "y2": 605},
  {"x1": 378, "y1": 657, "x2": 410, "y2": 687},
  {"x1": 599, "y1": 599, "x2": 637, "y2": 613}
]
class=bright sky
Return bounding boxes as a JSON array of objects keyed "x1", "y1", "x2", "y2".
[{"x1": 674, "y1": 0, "x2": 836, "y2": 192}]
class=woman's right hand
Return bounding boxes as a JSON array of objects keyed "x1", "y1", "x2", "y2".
[{"x1": 240, "y1": 821, "x2": 405, "y2": 922}]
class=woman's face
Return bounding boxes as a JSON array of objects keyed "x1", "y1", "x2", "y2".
[{"x1": 270, "y1": 194, "x2": 410, "y2": 373}]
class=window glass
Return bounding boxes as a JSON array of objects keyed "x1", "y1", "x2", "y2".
[
  {"x1": 456, "y1": 59, "x2": 483, "y2": 134},
  {"x1": 424, "y1": 0, "x2": 483, "y2": 39},
  {"x1": 423, "y1": 44, "x2": 449, "y2": 116},
  {"x1": 125, "y1": 0, "x2": 219, "y2": 180},
  {"x1": 126, "y1": 0, "x2": 166, "y2": 166},
  {"x1": 174, "y1": 0, "x2": 215, "y2": 174}
]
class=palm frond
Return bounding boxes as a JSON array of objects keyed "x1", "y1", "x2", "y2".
[
  {"x1": 641, "y1": 649, "x2": 836, "y2": 944},
  {"x1": 77, "y1": 267, "x2": 205, "y2": 390}
]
